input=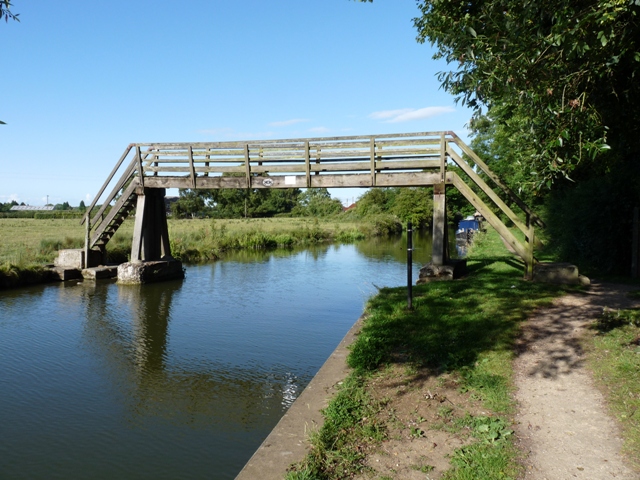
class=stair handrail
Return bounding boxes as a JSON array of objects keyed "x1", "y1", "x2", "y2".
[
  {"x1": 81, "y1": 144, "x2": 135, "y2": 225},
  {"x1": 447, "y1": 132, "x2": 545, "y2": 228}
]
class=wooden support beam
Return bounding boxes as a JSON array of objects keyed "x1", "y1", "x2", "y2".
[
  {"x1": 450, "y1": 172, "x2": 532, "y2": 274},
  {"x1": 432, "y1": 183, "x2": 448, "y2": 266},
  {"x1": 305, "y1": 140, "x2": 311, "y2": 188},
  {"x1": 136, "y1": 146, "x2": 145, "y2": 189},
  {"x1": 188, "y1": 145, "x2": 196, "y2": 189},
  {"x1": 244, "y1": 144, "x2": 251, "y2": 188},
  {"x1": 449, "y1": 132, "x2": 545, "y2": 228},
  {"x1": 370, "y1": 137, "x2": 376, "y2": 187},
  {"x1": 131, "y1": 193, "x2": 146, "y2": 263},
  {"x1": 440, "y1": 132, "x2": 446, "y2": 184}
]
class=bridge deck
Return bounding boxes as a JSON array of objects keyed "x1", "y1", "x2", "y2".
[
  {"x1": 82, "y1": 130, "x2": 541, "y2": 278},
  {"x1": 131, "y1": 131, "x2": 450, "y2": 190}
]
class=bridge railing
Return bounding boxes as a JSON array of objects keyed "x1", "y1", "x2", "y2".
[
  {"x1": 81, "y1": 131, "x2": 541, "y2": 277},
  {"x1": 129, "y1": 132, "x2": 449, "y2": 190}
]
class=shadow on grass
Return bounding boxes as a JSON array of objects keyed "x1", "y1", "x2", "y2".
[{"x1": 347, "y1": 254, "x2": 565, "y2": 380}]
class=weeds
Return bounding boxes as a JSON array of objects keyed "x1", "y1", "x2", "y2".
[
  {"x1": 288, "y1": 227, "x2": 569, "y2": 479},
  {"x1": 588, "y1": 307, "x2": 640, "y2": 467}
]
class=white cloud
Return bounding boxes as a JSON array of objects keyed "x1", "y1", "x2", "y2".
[
  {"x1": 369, "y1": 106, "x2": 455, "y2": 123},
  {"x1": 0, "y1": 193, "x2": 21, "y2": 203},
  {"x1": 268, "y1": 118, "x2": 310, "y2": 127},
  {"x1": 369, "y1": 108, "x2": 414, "y2": 121}
]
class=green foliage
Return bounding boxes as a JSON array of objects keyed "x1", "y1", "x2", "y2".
[
  {"x1": 544, "y1": 167, "x2": 640, "y2": 275},
  {"x1": 588, "y1": 308, "x2": 640, "y2": 465},
  {"x1": 291, "y1": 227, "x2": 566, "y2": 478},
  {"x1": 0, "y1": 200, "x2": 18, "y2": 212},
  {"x1": 391, "y1": 187, "x2": 433, "y2": 226},
  {"x1": 355, "y1": 187, "x2": 438, "y2": 227},
  {"x1": 411, "y1": 0, "x2": 640, "y2": 188},
  {"x1": 286, "y1": 374, "x2": 386, "y2": 479},
  {"x1": 292, "y1": 189, "x2": 343, "y2": 217},
  {"x1": 0, "y1": 0, "x2": 18, "y2": 22}
]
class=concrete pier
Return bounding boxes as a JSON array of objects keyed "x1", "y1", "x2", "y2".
[{"x1": 117, "y1": 259, "x2": 184, "y2": 284}]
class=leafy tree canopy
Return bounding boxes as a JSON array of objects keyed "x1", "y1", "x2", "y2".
[
  {"x1": 0, "y1": 0, "x2": 18, "y2": 22},
  {"x1": 360, "y1": 0, "x2": 640, "y2": 191}
]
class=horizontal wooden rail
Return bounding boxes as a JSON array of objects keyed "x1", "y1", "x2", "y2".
[{"x1": 82, "y1": 131, "x2": 541, "y2": 278}]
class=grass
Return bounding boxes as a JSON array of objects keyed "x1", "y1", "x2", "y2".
[
  {"x1": 0, "y1": 216, "x2": 392, "y2": 289},
  {"x1": 287, "y1": 228, "x2": 571, "y2": 479},
  {"x1": 587, "y1": 307, "x2": 640, "y2": 468}
]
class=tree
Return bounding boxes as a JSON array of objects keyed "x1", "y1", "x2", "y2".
[
  {"x1": 0, "y1": 0, "x2": 18, "y2": 22},
  {"x1": 361, "y1": 0, "x2": 640, "y2": 189},
  {"x1": 293, "y1": 189, "x2": 343, "y2": 217},
  {"x1": 171, "y1": 190, "x2": 207, "y2": 218},
  {"x1": 78, "y1": 200, "x2": 86, "y2": 212}
]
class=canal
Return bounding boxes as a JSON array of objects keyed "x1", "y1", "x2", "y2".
[{"x1": 0, "y1": 234, "x2": 432, "y2": 479}]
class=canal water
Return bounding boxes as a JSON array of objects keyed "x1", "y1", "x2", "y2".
[{"x1": 0, "y1": 234, "x2": 432, "y2": 480}]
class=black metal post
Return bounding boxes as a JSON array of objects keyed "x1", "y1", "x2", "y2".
[{"x1": 407, "y1": 221, "x2": 413, "y2": 310}]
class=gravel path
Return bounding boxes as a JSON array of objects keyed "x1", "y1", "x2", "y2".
[{"x1": 513, "y1": 281, "x2": 640, "y2": 479}]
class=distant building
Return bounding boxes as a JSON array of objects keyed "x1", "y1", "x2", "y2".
[
  {"x1": 10, "y1": 205, "x2": 55, "y2": 211},
  {"x1": 342, "y1": 203, "x2": 357, "y2": 212}
]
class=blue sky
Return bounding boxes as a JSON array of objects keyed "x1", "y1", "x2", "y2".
[{"x1": 1, "y1": 0, "x2": 472, "y2": 207}]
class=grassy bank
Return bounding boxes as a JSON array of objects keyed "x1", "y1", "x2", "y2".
[
  {"x1": 0, "y1": 216, "x2": 399, "y2": 289},
  {"x1": 287, "y1": 228, "x2": 571, "y2": 479},
  {"x1": 587, "y1": 307, "x2": 640, "y2": 468}
]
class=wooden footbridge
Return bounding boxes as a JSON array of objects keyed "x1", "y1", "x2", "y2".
[{"x1": 81, "y1": 131, "x2": 543, "y2": 278}]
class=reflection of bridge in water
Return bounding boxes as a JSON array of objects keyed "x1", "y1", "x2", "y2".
[
  {"x1": 78, "y1": 281, "x2": 299, "y2": 428},
  {"x1": 81, "y1": 131, "x2": 542, "y2": 278}
]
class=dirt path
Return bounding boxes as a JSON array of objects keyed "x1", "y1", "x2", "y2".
[{"x1": 513, "y1": 281, "x2": 640, "y2": 479}]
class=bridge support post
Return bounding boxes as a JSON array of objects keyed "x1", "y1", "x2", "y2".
[
  {"x1": 118, "y1": 187, "x2": 183, "y2": 284},
  {"x1": 431, "y1": 183, "x2": 449, "y2": 266},
  {"x1": 131, "y1": 188, "x2": 172, "y2": 262}
]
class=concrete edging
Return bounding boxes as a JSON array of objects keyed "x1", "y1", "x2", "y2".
[{"x1": 235, "y1": 315, "x2": 364, "y2": 479}]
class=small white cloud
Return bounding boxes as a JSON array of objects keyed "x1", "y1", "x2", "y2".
[
  {"x1": 369, "y1": 109, "x2": 414, "y2": 120},
  {"x1": 369, "y1": 106, "x2": 455, "y2": 123},
  {"x1": 0, "y1": 194, "x2": 20, "y2": 203},
  {"x1": 268, "y1": 118, "x2": 310, "y2": 127},
  {"x1": 308, "y1": 126, "x2": 330, "y2": 134},
  {"x1": 85, "y1": 193, "x2": 93, "y2": 203}
]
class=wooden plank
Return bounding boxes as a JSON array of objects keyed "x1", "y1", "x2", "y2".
[
  {"x1": 432, "y1": 183, "x2": 447, "y2": 265},
  {"x1": 135, "y1": 132, "x2": 452, "y2": 150},
  {"x1": 142, "y1": 171, "x2": 444, "y2": 190},
  {"x1": 440, "y1": 133, "x2": 446, "y2": 183},
  {"x1": 370, "y1": 137, "x2": 376, "y2": 186},
  {"x1": 82, "y1": 144, "x2": 134, "y2": 225},
  {"x1": 89, "y1": 161, "x2": 136, "y2": 227},
  {"x1": 305, "y1": 140, "x2": 311, "y2": 187},
  {"x1": 449, "y1": 132, "x2": 545, "y2": 228},
  {"x1": 188, "y1": 145, "x2": 196, "y2": 188},
  {"x1": 447, "y1": 147, "x2": 529, "y2": 236},
  {"x1": 136, "y1": 146, "x2": 145, "y2": 189},
  {"x1": 130, "y1": 193, "x2": 146, "y2": 263},
  {"x1": 450, "y1": 172, "x2": 529, "y2": 262},
  {"x1": 90, "y1": 179, "x2": 139, "y2": 248},
  {"x1": 244, "y1": 144, "x2": 251, "y2": 188}
]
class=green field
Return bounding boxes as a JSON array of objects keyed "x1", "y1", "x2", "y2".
[{"x1": 0, "y1": 216, "x2": 398, "y2": 288}]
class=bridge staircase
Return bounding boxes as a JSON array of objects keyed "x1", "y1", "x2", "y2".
[{"x1": 79, "y1": 132, "x2": 543, "y2": 278}]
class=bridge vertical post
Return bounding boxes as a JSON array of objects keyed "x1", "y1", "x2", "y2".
[
  {"x1": 130, "y1": 188, "x2": 171, "y2": 263},
  {"x1": 84, "y1": 214, "x2": 90, "y2": 269},
  {"x1": 525, "y1": 214, "x2": 535, "y2": 280},
  {"x1": 432, "y1": 183, "x2": 448, "y2": 266}
]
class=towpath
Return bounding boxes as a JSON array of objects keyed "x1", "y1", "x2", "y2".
[{"x1": 513, "y1": 281, "x2": 639, "y2": 479}]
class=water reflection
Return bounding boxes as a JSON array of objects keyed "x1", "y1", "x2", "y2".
[
  {"x1": 0, "y1": 235, "x2": 435, "y2": 479},
  {"x1": 74, "y1": 279, "x2": 301, "y2": 430}
]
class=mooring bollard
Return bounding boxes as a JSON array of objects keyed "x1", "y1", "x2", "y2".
[{"x1": 407, "y1": 221, "x2": 413, "y2": 310}]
